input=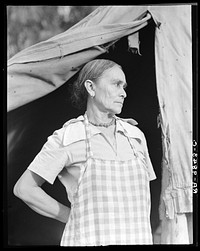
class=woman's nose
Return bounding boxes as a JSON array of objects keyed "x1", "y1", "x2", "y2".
[{"x1": 120, "y1": 88, "x2": 127, "y2": 98}]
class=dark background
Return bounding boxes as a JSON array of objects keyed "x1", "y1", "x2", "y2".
[{"x1": 6, "y1": 7, "x2": 162, "y2": 246}]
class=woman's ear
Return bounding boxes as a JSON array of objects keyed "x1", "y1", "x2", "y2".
[{"x1": 84, "y1": 80, "x2": 95, "y2": 98}]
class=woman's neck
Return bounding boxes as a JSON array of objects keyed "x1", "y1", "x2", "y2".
[{"x1": 86, "y1": 104, "x2": 114, "y2": 124}]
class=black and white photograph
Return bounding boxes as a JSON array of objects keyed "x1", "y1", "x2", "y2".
[{"x1": 5, "y1": 4, "x2": 198, "y2": 246}]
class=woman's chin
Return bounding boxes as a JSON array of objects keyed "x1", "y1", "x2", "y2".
[{"x1": 112, "y1": 108, "x2": 122, "y2": 115}]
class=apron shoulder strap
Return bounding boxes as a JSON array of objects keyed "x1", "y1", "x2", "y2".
[
  {"x1": 115, "y1": 117, "x2": 138, "y2": 158},
  {"x1": 83, "y1": 113, "x2": 93, "y2": 159}
]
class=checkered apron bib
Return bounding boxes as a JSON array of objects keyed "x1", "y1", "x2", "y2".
[{"x1": 60, "y1": 115, "x2": 153, "y2": 246}]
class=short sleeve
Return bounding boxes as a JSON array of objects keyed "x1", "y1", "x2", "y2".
[{"x1": 28, "y1": 128, "x2": 68, "y2": 184}]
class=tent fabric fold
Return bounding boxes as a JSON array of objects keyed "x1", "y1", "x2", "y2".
[
  {"x1": 8, "y1": 10, "x2": 151, "y2": 112},
  {"x1": 8, "y1": 14, "x2": 151, "y2": 65}
]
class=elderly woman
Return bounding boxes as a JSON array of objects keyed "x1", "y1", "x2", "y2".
[{"x1": 14, "y1": 59, "x2": 156, "y2": 246}]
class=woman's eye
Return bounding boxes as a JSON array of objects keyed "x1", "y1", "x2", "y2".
[
  {"x1": 114, "y1": 82, "x2": 121, "y2": 87},
  {"x1": 113, "y1": 81, "x2": 127, "y2": 89}
]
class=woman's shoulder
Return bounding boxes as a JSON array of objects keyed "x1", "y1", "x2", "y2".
[
  {"x1": 117, "y1": 116, "x2": 144, "y2": 140},
  {"x1": 62, "y1": 115, "x2": 85, "y2": 128},
  {"x1": 46, "y1": 115, "x2": 85, "y2": 147},
  {"x1": 61, "y1": 115, "x2": 86, "y2": 146}
]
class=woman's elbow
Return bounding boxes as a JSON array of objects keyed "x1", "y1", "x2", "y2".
[
  {"x1": 13, "y1": 169, "x2": 45, "y2": 202},
  {"x1": 13, "y1": 177, "x2": 31, "y2": 202},
  {"x1": 13, "y1": 172, "x2": 33, "y2": 203}
]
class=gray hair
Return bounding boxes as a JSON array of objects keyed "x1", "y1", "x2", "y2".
[{"x1": 71, "y1": 59, "x2": 122, "y2": 110}]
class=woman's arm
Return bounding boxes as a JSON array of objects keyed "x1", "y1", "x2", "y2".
[{"x1": 13, "y1": 169, "x2": 70, "y2": 223}]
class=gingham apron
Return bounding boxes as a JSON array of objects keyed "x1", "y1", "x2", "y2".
[{"x1": 60, "y1": 114, "x2": 153, "y2": 246}]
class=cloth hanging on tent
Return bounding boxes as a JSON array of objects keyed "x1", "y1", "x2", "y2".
[
  {"x1": 149, "y1": 5, "x2": 193, "y2": 244},
  {"x1": 149, "y1": 5, "x2": 192, "y2": 218}
]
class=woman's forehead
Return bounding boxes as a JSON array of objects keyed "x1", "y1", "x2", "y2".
[{"x1": 101, "y1": 65, "x2": 125, "y2": 79}]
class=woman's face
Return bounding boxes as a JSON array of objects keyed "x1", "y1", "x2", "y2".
[{"x1": 93, "y1": 65, "x2": 127, "y2": 115}]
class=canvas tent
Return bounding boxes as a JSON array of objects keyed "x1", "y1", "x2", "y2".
[{"x1": 7, "y1": 5, "x2": 193, "y2": 245}]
